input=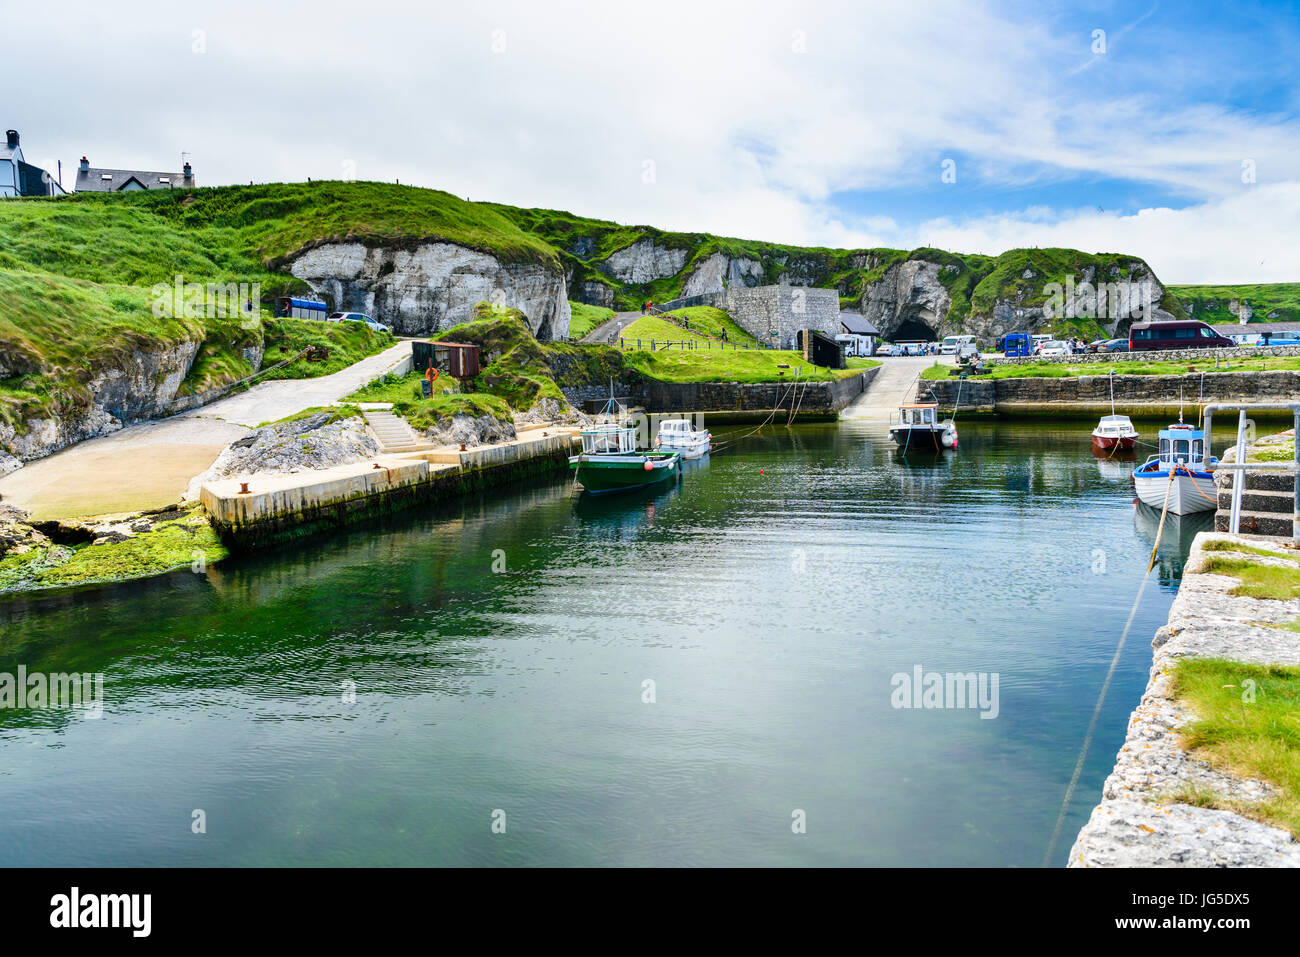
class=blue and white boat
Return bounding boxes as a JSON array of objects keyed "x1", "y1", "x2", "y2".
[{"x1": 1133, "y1": 423, "x2": 1218, "y2": 514}]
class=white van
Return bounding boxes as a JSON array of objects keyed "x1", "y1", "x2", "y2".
[{"x1": 940, "y1": 335, "x2": 976, "y2": 355}]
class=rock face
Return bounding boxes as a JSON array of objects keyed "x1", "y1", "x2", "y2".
[
  {"x1": 574, "y1": 280, "x2": 615, "y2": 308},
  {"x1": 860, "y1": 260, "x2": 952, "y2": 341},
  {"x1": 418, "y1": 413, "x2": 516, "y2": 449},
  {"x1": 186, "y1": 412, "x2": 380, "y2": 498},
  {"x1": 680, "y1": 252, "x2": 765, "y2": 297},
  {"x1": 0, "y1": 339, "x2": 205, "y2": 475},
  {"x1": 288, "y1": 241, "x2": 571, "y2": 340},
  {"x1": 599, "y1": 239, "x2": 688, "y2": 285},
  {"x1": 861, "y1": 258, "x2": 1177, "y2": 341}
]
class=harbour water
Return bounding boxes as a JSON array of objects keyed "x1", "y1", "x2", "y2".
[{"x1": 0, "y1": 418, "x2": 1211, "y2": 866}]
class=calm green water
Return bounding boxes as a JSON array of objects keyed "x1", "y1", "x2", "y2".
[{"x1": 0, "y1": 418, "x2": 1209, "y2": 866}]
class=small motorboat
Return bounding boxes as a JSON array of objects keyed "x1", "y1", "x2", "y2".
[
  {"x1": 1132, "y1": 423, "x2": 1218, "y2": 514},
  {"x1": 1092, "y1": 414, "x2": 1138, "y2": 453},
  {"x1": 889, "y1": 403, "x2": 958, "y2": 451},
  {"x1": 569, "y1": 396, "x2": 680, "y2": 495},
  {"x1": 655, "y1": 418, "x2": 711, "y2": 459}
]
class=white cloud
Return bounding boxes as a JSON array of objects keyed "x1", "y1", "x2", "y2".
[{"x1": 9, "y1": 0, "x2": 1298, "y2": 281}]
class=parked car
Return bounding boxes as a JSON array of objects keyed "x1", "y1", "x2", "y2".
[
  {"x1": 329, "y1": 312, "x2": 392, "y2": 333},
  {"x1": 1102, "y1": 338, "x2": 1130, "y2": 352},
  {"x1": 1128, "y1": 320, "x2": 1234, "y2": 351},
  {"x1": 1038, "y1": 340, "x2": 1070, "y2": 356}
]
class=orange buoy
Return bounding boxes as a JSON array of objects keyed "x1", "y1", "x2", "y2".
[{"x1": 644, "y1": 461, "x2": 654, "y2": 471}]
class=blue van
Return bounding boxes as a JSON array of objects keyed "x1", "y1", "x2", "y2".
[{"x1": 1002, "y1": 332, "x2": 1032, "y2": 357}]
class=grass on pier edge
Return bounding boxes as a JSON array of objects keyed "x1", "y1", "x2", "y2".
[
  {"x1": 1169, "y1": 658, "x2": 1300, "y2": 839},
  {"x1": 919, "y1": 355, "x2": 1300, "y2": 380}
]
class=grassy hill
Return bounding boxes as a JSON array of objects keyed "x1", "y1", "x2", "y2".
[
  {"x1": 1168, "y1": 283, "x2": 1300, "y2": 325},
  {"x1": 0, "y1": 179, "x2": 1285, "y2": 441}
]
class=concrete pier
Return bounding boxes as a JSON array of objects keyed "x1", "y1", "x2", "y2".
[{"x1": 201, "y1": 429, "x2": 579, "y2": 549}]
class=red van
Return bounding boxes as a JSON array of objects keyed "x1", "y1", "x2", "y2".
[{"x1": 1129, "y1": 320, "x2": 1235, "y2": 351}]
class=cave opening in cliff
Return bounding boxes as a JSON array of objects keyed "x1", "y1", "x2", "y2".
[{"x1": 892, "y1": 318, "x2": 937, "y2": 342}]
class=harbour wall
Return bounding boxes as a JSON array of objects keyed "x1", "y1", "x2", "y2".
[
  {"x1": 202, "y1": 431, "x2": 578, "y2": 550},
  {"x1": 924, "y1": 369, "x2": 1300, "y2": 418},
  {"x1": 1068, "y1": 532, "x2": 1300, "y2": 866},
  {"x1": 562, "y1": 366, "x2": 879, "y2": 420}
]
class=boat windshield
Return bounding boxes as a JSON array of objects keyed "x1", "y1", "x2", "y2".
[{"x1": 582, "y1": 427, "x2": 637, "y2": 454}]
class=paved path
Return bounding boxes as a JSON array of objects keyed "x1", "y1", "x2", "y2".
[
  {"x1": 840, "y1": 356, "x2": 954, "y2": 420},
  {"x1": 0, "y1": 341, "x2": 412, "y2": 520},
  {"x1": 192, "y1": 340, "x2": 411, "y2": 428},
  {"x1": 581, "y1": 311, "x2": 644, "y2": 344}
]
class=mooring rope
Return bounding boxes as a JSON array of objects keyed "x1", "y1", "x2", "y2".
[{"x1": 1043, "y1": 466, "x2": 1177, "y2": 865}]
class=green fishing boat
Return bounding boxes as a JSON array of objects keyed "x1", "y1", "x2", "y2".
[{"x1": 569, "y1": 398, "x2": 680, "y2": 494}]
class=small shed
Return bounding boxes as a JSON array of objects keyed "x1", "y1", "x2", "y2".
[{"x1": 412, "y1": 340, "x2": 480, "y2": 380}]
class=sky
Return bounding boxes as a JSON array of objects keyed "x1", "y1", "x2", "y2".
[{"x1": 8, "y1": 0, "x2": 1299, "y2": 283}]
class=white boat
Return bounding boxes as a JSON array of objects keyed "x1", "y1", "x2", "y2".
[
  {"x1": 655, "y1": 418, "x2": 711, "y2": 459},
  {"x1": 1132, "y1": 423, "x2": 1218, "y2": 514},
  {"x1": 1091, "y1": 414, "x2": 1138, "y2": 453},
  {"x1": 889, "y1": 403, "x2": 958, "y2": 451}
]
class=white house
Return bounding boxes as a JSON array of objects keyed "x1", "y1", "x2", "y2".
[
  {"x1": 837, "y1": 311, "x2": 880, "y2": 356},
  {"x1": 0, "y1": 130, "x2": 66, "y2": 197},
  {"x1": 74, "y1": 155, "x2": 195, "y2": 192}
]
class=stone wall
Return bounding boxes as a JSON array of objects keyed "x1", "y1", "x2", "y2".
[
  {"x1": 925, "y1": 368, "x2": 1300, "y2": 415},
  {"x1": 993, "y1": 344, "x2": 1300, "y2": 366},
  {"x1": 563, "y1": 367, "x2": 879, "y2": 418},
  {"x1": 722, "y1": 284, "x2": 840, "y2": 350}
]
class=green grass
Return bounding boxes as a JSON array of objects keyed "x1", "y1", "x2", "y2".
[
  {"x1": 659, "y1": 306, "x2": 759, "y2": 345},
  {"x1": 619, "y1": 316, "x2": 713, "y2": 345},
  {"x1": 0, "y1": 507, "x2": 227, "y2": 595},
  {"x1": 566, "y1": 301, "x2": 615, "y2": 340},
  {"x1": 1170, "y1": 283, "x2": 1300, "y2": 326},
  {"x1": 1201, "y1": 540, "x2": 1300, "y2": 563},
  {"x1": 1170, "y1": 658, "x2": 1300, "y2": 838},
  {"x1": 623, "y1": 348, "x2": 874, "y2": 384},
  {"x1": 1200, "y1": 555, "x2": 1300, "y2": 600},
  {"x1": 259, "y1": 318, "x2": 393, "y2": 380},
  {"x1": 923, "y1": 354, "x2": 1300, "y2": 380},
  {"x1": 344, "y1": 370, "x2": 512, "y2": 433}
]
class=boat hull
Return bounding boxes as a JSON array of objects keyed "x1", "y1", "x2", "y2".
[
  {"x1": 658, "y1": 437, "x2": 711, "y2": 459},
  {"x1": 569, "y1": 452, "x2": 680, "y2": 494},
  {"x1": 1133, "y1": 469, "x2": 1217, "y2": 514},
  {"x1": 1091, "y1": 434, "x2": 1137, "y2": 453},
  {"x1": 889, "y1": 426, "x2": 956, "y2": 451}
]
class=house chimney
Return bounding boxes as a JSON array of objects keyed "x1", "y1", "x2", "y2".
[
  {"x1": 79, "y1": 156, "x2": 89, "y2": 172},
  {"x1": 5, "y1": 130, "x2": 17, "y2": 149},
  {"x1": 183, "y1": 161, "x2": 192, "y2": 179}
]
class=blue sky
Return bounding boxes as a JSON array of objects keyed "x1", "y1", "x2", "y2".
[{"x1": 8, "y1": 0, "x2": 1300, "y2": 282}]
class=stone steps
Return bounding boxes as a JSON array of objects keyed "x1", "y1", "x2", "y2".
[
  {"x1": 1214, "y1": 463, "x2": 1295, "y2": 538},
  {"x1": 1214, "y1": 510, "x2": 1295, "y2": 537},
  {"x1": 363, "y1": 410, "x2": 430, "y2": 452}
]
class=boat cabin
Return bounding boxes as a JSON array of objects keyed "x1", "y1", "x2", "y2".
[
  {"x1": 659, "y1": 419, "x2": 694, "y2": 436},
  {"x1": 1094, "y1": 414, "x2": 1136, "y2": 436},
  {"x1": 580, "y1": 425, "x2": 638, "y2": 455},
  {"x1": 1156, "y1": 424, "x2": 1206, "y2": 467},
  {"x1": 897, "y1": 404, "x2": 940, "y2": 428}
]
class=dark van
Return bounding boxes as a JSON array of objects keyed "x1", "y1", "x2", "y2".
[{"x1": 1129, "y1": 320, "x2": 1235, "y2": 351}]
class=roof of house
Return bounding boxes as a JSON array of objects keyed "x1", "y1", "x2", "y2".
[
  {"x1": 839, "y1": 312, "x2": 880, "y2": 335},
  {"x1": 75, "y1": 166, "x2": 195, "y2": 192},
  {"x1": 0, "y1": 143, "x2": 19, "y2": 161},
  {"x1": 1209, "y1": 321, "x2": 1300, "y2": 335}
]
